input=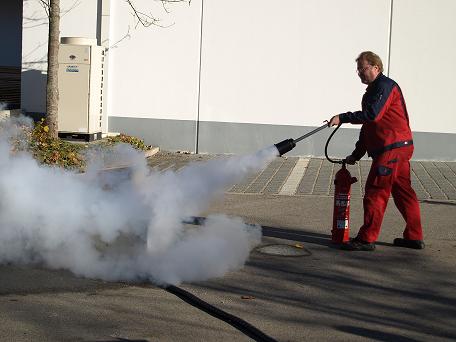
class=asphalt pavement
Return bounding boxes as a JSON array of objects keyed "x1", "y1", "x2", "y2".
[{"x1": 1, "y1": 151, "x2": 455, "y2": 341}]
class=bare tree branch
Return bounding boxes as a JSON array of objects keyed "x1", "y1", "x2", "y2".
[
  {"x1": 39, "y1": 0, "x2": 50, "y2": 17},
  {"x1": 106, "y1": 26, "x2": 132, "y2": 51},
  {"x1": 61, "y1": 1, "x2": 82, "y2": 19},
  {"x1": 125, "y1": 0, "x2": 191, "y2": 28},
  {"x1": 160, "y1": 0, "x2": 192, "y2": 14}
]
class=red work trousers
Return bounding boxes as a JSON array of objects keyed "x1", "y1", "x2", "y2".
[{"x1": 357, "y1": 146, "x2": 423, "y2": 243}]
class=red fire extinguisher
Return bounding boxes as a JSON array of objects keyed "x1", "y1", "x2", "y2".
[
  {"x1": 324, "y1": 123, "x2": 358, "y2": 244},
  {"x1": 332, "y1": 162, "x2": 357, "y2": 243},
  {"x1": 274, "y1": 121, "x2": 360, "y2": 244}
]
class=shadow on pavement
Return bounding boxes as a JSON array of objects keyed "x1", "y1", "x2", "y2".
[
  {"x1": 262, "y1": 225, "x2": 333, "y2": 247},
  {"x1": 192, "y1": 235, "x2": 456, "y2": 341},
  {"x1": 91, "y1": 339, "x2": 149, "y2": 342},
  {"x1": 262, "y1": 224, "x2": 402, "y2": 249},
  {"x1": 336, "y1": 326, "x2": 421, "y2": 342}
]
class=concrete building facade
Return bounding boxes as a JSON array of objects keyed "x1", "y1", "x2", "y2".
[{"x1": 5, "y1": 0, "x2": 456, "y2": 159}]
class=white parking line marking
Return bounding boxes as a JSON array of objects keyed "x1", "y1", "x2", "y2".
[{"x1": 278, "y1": 158, "x2": 309, "y2": 195}]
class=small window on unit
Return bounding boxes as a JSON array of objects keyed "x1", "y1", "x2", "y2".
[
  {"x1": 100, "y1": 109, "x2": 102, "y2": 113},
  {"x1": 99, "y1": 122, "x2": 102, "y2": 127}
]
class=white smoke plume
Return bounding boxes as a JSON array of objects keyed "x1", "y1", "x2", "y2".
[{"x1": 0, "y1": 118, "x2": 277, "y2": 285}]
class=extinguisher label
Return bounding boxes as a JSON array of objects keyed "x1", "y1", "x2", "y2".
[
  {"x1": 336, "y1": 199, "x2": 348, "y2": 206},
  {"x1": 336, "y1": 193, "x2": 350, "y2": 199},
  {"x1": 337, "y1": 219, "x2": 349, "y2": 229},
  {"x1": 335, "y1": 193, "x2": 350, "y2": 207}
]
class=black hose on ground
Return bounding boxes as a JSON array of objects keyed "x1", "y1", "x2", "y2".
[{"x1": 162, "y1": 285, "x2": 278, "y2": 342}]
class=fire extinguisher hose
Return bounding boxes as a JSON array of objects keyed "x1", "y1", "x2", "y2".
[{"x1": 324, "y1": 123, "x2": 344, "y2": 164}]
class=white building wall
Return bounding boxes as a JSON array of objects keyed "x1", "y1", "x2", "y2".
[
  {"x1": 21, "y1": 0, "x2": 456, "y2": 156},
  {"x1": 199, "y1": 0, "x2": 390, "y2": 127},
  {"x1": 107, "y1": 0, "x2": 202, "y2": 122},
  {"x1": 389, "y1": 0, "x2": 456, "y2": 134},
  {"x1": 107, "y1": 0, "x2": 391, "y2": 127},
  {"x1": 107, "y1": 0, "x2": 456, "y2": 134}
]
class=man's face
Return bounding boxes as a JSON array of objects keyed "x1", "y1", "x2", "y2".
[{"x1": 357, "y1": 59, "x2": 380, "y2": 84}]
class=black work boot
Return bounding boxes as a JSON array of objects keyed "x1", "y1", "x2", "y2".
[
  {"x1": 341, "y1": 237, "x2": 375, "y2": 251},
  {"x1": 393, "y1": 238, "x2": 425, "y2": 250}
]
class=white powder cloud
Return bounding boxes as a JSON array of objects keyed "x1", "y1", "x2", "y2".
[{"x1": 0, "y1": 117, "x2": 277, "y2": 285}]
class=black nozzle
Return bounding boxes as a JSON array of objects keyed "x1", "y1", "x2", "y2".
[{"x1": 274, "y1": 139, "x2": 296, "y2": 156}]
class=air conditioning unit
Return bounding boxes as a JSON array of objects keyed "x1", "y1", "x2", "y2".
[{"x1": 57, "y1": 37, "x2": 104, "y2": 141}]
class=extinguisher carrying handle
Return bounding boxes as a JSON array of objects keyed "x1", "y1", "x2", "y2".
[{"x1": 325, "y1": 123, "x2": 346, "y2": 165}]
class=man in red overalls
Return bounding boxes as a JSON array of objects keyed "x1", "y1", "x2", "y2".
[{"x1": 328, "y1": 51, "x2": 424, "y2": 251}]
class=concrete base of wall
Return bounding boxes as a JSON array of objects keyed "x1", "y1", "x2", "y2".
[{"x1": 109, "y1": 116, "x2": 456, "y2": 161}]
